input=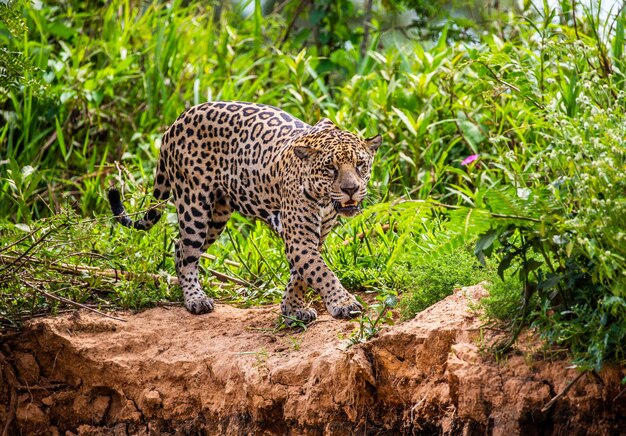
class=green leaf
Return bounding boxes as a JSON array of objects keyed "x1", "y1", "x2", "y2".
[
  {"x1": 459, "y1": 120, "x2": 485, "y2": 152},
  {"x1": 523, "y1": 259, "x2": 543, "y2": 274},
  {"x1": 497, "y1": 250, "x2": 516, "y2": 280},
  {"x1": 538, "y1": 274, "x2": 562, "y2": 292},
  {"x1": 55, "y1": 117, "x2": 69, "y2": 162},
  {"x1": 474, "y1": 228, "x2": 498, "y2": 266},
  {"x1": 392, "y1": 107, "x2": 417, "y2": 137}
]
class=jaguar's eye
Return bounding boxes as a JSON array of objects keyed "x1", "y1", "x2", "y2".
[
  {"x1": 356, "y1": 161, "x2": 366, "y2": 174},
  {"x1": 325, "y1": 164, "x2": 337, "y2": 174}
]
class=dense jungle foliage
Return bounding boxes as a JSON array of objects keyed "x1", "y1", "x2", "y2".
[{"x1": 1, "y1": 0, "x2": 625, "y2": 372}]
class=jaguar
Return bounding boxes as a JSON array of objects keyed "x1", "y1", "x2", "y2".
[{"x1": 108, "y1": 101, "x2": 381, "y2": 323}]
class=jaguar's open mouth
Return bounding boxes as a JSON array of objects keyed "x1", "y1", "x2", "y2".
[{"x1": 333, "y1": 200, "x2": 361, "y2": 217}]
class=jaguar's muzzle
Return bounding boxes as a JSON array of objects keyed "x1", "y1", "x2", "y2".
[{"x1": 333, "y1": 200, "x2": 361, "y2": 217}]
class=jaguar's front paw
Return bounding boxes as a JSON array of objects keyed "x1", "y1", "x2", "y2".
[
  {"x1": 281, "y1": 307, "x2": 318, "y2": 326},
  {"x1": 184, "y1": 294, "x2": 215, "y2": 314},
  {"x1": 327, "y1": 295, "x2": 363, "y2": 319}
]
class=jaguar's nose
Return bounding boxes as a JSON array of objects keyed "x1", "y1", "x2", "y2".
[{"x1": 340, "y1": 182, "x2": 358, "y2": 196}]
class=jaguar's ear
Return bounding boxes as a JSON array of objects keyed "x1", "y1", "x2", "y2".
[
  {"x1": 365, "y1": 134, "x2": 382, "y2": 153},
  {"x1": 294, "y1": 146, "x2": 319, "y2": 160},
  {"x1": 312, "y1": 118, "x2": 336, "y2": 131}
]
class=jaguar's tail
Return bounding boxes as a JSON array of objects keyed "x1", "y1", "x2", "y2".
[{"x1": 108, "y1": 160, "x2": 170, "y2": 231}]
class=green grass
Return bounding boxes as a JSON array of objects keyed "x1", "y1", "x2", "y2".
[{"x1": 2, "y1": 0, "x2": 626, "y2": 370}]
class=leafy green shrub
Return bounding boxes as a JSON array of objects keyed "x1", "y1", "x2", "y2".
[
  {"x1": 399, "y1": 247, "x2": 489, "y2": 319},
  {"x1": 428, "y1": 4, "x2": 626, "y2": 370}
]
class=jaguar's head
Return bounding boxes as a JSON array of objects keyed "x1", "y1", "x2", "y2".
[{"x1": 293, "y1": 119, "x2": 381, "y2": 217}]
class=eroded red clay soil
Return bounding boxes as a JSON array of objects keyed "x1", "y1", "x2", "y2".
[{"x1": 1, "y1": 285, "x2": 625, "y2": 435}]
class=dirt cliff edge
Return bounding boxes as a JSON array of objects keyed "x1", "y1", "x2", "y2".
[{"x1": 2, "y1": 284, "x2": 625, "y2": 435}]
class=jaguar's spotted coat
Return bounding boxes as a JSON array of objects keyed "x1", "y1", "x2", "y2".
[{"x1": 109, "y1": 101, "x2": 381, "y2": 323}]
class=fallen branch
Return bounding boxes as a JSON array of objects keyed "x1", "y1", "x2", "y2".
[
  {"x1": 22, "y1": 280, "x2": 127, "y2": 323},
  {"x1": 0, "y1": 253, "x2": 175, "y2": 285},
  {"x1": 0, "y1": 253, "x2": 249, "y2": 288},
  {"x1": 200, "y1": 252, "x2": 241, "y2": 268},
  {"x1": 541, "y1": 370, "x2": 587, "y2": 413},
  {"x1": 206, "y1": 268, "x2": 250, "y2": 287}
]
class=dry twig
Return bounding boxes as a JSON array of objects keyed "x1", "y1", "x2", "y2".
[
  {"x1": 541, "y1": 370, "x2": 587, "y2": 413},
  {"x1": 0, "y1": 224, "x2": 68, "y2": 274}
]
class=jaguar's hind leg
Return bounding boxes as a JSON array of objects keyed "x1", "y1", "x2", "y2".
[
  {"x1": 175, "y1": 194, "x2": 233, "y2": 314},
  {"x1": 175, "y1": 238, "x2": 214, "y2": 314},
  {"x1": 174, "y1": 193, "x2": 213, "y2": 314},
  {"x1": 201, "y1": 196, "x2": 233, "y2": 251}
]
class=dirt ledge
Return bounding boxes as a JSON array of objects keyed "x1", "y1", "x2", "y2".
[{"x1": 1, "y1": 284, "x2": 625, "y2": 435}]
